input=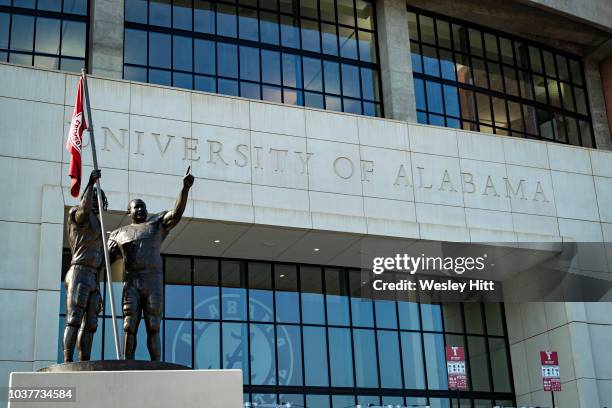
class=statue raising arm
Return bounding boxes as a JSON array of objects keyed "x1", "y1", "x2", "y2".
[
  {"x1": 73, "y1": 169, "x2": 101, "y2": 225},
  {"x1": 162, "y1": 166, "x2": 194, "y2": 230}
]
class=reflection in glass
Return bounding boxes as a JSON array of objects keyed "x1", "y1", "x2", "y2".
[
  {"x1": 149, "y1": 32, "x2": 170, "y2": 68},
  {"x1": 325, "y1": 268, "x2": 349, "y2": 326},
  {"x1": 303, "y1": 57, "x2": 323, "y2": 92},
  {"x1": 217, "y1": 42, "x2": 238, "y2": 78},
  {"x1": 174, "y1": 0, "x2": 192, "y2": 30},
  {"x1": 223, "y1": 322, "x2": 249, "y2": 383},
  {"x1": 239, "y1": 46, "x2": 260, "y2": 82},
  {"x1": 424, "y1": 332, "x2": 447, "y2": 390},
  {"x1": 239, "y1": 7, "x2": 259, "y2": 41},
  {"x1": 469, "y1": 336, "x2": 491, "y2": 391},
  {"x1": 401, "y1": 331, "x2": 425, "y2": 389},
  {"x1": 165, "y1": 285, "x2": 192, "y2": 318},
  {"x1": 194, "y1": 39, "x2": 215, "y2": 75},
  {"x1": 260, "y1": 12, "x2": 279, "y2": 45},
  {"x1": 217, "y1": 4, "x2": 237, "y2": 37},
  {"x1": 149, "y1": 0, "x2": 171, "y2": 27},
  {"x1": 194, "y1": 0, "x2": 215, "y2": 34},
  {"x1": 282, "y1": 53, "x2": 302, "y2": 88},
  {"x1": 11, "y1": 15, "x2": 34, "y2": 52},
  {"x1": 165, "y1": 319, "x2": 192, "y2": 366},
  {"x1": 275, "y1": 264, "x2": 299, "y2": 323},
  {"x1": 353, "y1": 329, "x2": 378, "y2": 387},
  {"x1": 301, "y1": 19, "x2": 320, "y2": 53},
  {"x1": 35, "y1": 18, "x2": 61, "y2": 55},
  {"x1": 329, "y1": 327, "x2": 354, "y2": 387},
  {"x1": 277, "y1": 325, "x2": 302, "y2": 386},
  {"x1": 194, "y1": 321, "x2": 220, "y2": 369},
  {"x1": 261, "y1": 49, "x2": 281, "y2": 85},
  {"x1": 303, "y1": 326, "x2": 329, "y2": 386},
  {"x1": 339, "y1": 27, "x2": 358, "y2": 60},
  {"x1": 248, "y1": 262, "x2": 273, "y2": 322},
  {"x1": 301, "y1": 266, "x2": 325, "y2": 324},
  {"x1": 250, "y1": 323, "x2": 276, "y2": 385},
  {"x1": 173, "y1": 35, "x2": 193, "y2": 71},
  {"x1": 280, "y1": 16, "x2": 300, "y2": 48},
  {"x1": 378, "y1": 330, "x2": 402, "y2": 388}
]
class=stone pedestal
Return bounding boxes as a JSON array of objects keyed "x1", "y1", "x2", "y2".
[{"x1": 8, "y1": 365, "x2": 243, "y2": 408}]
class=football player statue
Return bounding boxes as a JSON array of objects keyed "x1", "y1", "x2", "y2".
[
  {"x1": 108, "y1": 167, "x2": 194, "y2": 360},
  {"x1": 63, "y1": 169, "x2": 106, "y2": 362}
]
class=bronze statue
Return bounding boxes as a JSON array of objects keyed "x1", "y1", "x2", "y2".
[
  {"x1": 63, "y1": 169, "x2": 106, "y2": 362},
  {"x1": 108, "y1": 167, "x2": 194, "y2": 360}
]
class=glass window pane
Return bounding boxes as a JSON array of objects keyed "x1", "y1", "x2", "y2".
[
  {"x1": 239, "y1": 46, "x2": 260, "y2": 81},
  {"x1": 329, "y1": 327, "x2": 354, "y2": 386},
  {"x1": 301, "y1": 0, "x2": 317, "y2": 19},
  {"x1": 337, "y1": 0, "x2": 354, "y2": 26},
  {"x1": 325, "y1": 268, "x2": 349, "y2": 325},
  {"x1": 443, "y1": 85, "x2": 460, "y2": 118},
  {"x1": 0, "y1": 13, "x2": 9, "y2": 50},
  {"x1": 523, "y1": 104, "x2": 538, "y2": 135},
  {"x1": 166, "y1": 284, "x2": 192, "y2": 318},
  {"x1": 326, "y1": 95, "x2": 341, "y2": 111},
  {"x1": 484, "y1": 33, "x2": 498, "y2": 60},
  {"x1": 321, "y1": 23, "x2": 338, "y2": 56},
  {"x1": 280, "y1": 16, "x2": 300, "y2": 48},
  {"x1": 579, "y1": 119, "x2": 593, "y2": 147},
  {"x1": 194, "y1": 321, "x2": 220, "y2": 369},
  {"x1": 339, "y1": 27, "x2": 357, "y2": 60},
  {"x1": 443, "y1": 303, "x2": 463, "y2": 332},
  {"x1": 375, "y1": 300, "x2": 397, "y2": 329},
  {"x1": 275, "y1": 264, "x2": 299, "y2": 323},
  {"x1": 307, "y1": 395, "x2": 330, "y2": 408},
  {"x1": 489, "y1": 338, "x2": 511, "y2": 392},
  {"x1": 221, "y1": 260, "x2": 247, "y2": 320},
  {"x1": 560, "y1": 82, "x2": 575, "y2": 112},
  {"x1": 485, "y1": 303, "x2": 504, "y2": 336},
  {"x1": 63, "y1": 0, "x2": 86, "y2": 14},
  {"x1": 125, "y1": 29, "x2": 147, "y2": 65},
  {"x1": 149, "y1": 32, "x2": 171, "y2": 68},
  {"x1": 126, "y1": 0, "x2": 147, "y2": 23},
  {"x1": 10, "y1": 15, "x2": 34, "y2": 52},
  {"x1": 150, "y1": 0, "x2": 171, "y2": 27},
  {"x1": 543, "y1": 50, "x2": 556, "y2": 78},
  {"x1": 464, "y1": 303, "x2": 484, "y2": 334},
  {"x1": 39, "y1": 0, "x2": 61, "y2": 10},
  {"x1": 301, "y1": 19, "x2": 320, "y2": 53},
  {"x1": 34, "y1": 55, "x2": 59, "y2": 69},
  {"x1": 411, "y1": 42, "x2": 422, "y2": 74},
  {"x1": 222, "y1": 322, "x2": 249, "y2": 383},
  {"x1": 439, "y1": 49, "x2": 455, "y2": 80},
  {"x1": 240, "y1": 81, "x2": 260, "y2": 99},
  {"x1": 518, "y1": 70, "x2": 533, "y2": 100},
  {"x1": 492, "y1": 96, "x2": 508, "y2": 129},
  {"x1": 194, "y1": 39, "x2": 215, "y2": 75},
  {"x1": 472, "y1": 57, "x2": 487, "y2": 88},
  {"x1": 468, "y1": 28, "x2": 483, "y2": 56},
  {"x1": 570, "y1": 59, "x2": 583, "y2": 85},
  {"x1": 260, "y1": 12, "x2": 279, "y2": 45},
  {"x1": 499, "y1": 37, "x2": 513, "y2": 65},
  {"x1": 303, "y1": 57, "x2": 323, "y2": 92},
  {"x1": 425, "y1": 81, "x2": 443, "y2": 115},
  {"x1": 435, "y1": 19, "x2": 451, "y2": 49},
  {"x1": 424, "y1": 332, "x2": 448, "y2": 390},
  {"x1": 277, "y1": 324, "x2": 303, "y2": 386},
  {"x1": 378, "y1": 330, "x2": 402, "y2": 388},
  {"x1": 548, "y1": 78, "x2": 562, "y2": 107},
  {"x1": 301, "y1": 266, "x2": 325, "y2": 324},
  {"x1": 529, "y1": 46, "x2": 543, "y2": 73},
  {"x1": 250, "y1": 323, "x2": 276, "y2": 385},
  {"x1": 489, "y1": 62, "x2": 503, "y2": 93},
  {"x1": 35, "y1": 18, "x2": 61, "y2": 55},
  {"x1": 171, "y1": 71, "x2": 193, "y2": 88},
  {"x1": 261, "y1": 49, "x2": 281, "y2": 85},
  {"x1": 194, "y1": 286, "x2": 219, "y2": 319},
  {"x1": 238, "y1": 7, "x2": 258, "y2": 41},
  {"x1": 343, "y1": 97, "x2": 361, "y2": 114},
  {"x1": 248, "y1": 262, "x2": 273, "y2": 322},
  {"x1": 194, "y1": 0, "x2": 215, "y2": 34},
  {"x1": 195, "y1": 75, "x2": 216, "y2": 92},
  {"x1": 282, "y1": 53, "x2": 302, "y2": 88},
  {"x1": 148, "y1": 68, "x2": 170, "y2": 85},
  {"x1": 217, "y1": 42, "x2": 238, "y2": 78},
  {"x1": 421, "y1": 303, "x2": 443, "y2": 331},
  {"x1": 504, "y1": 65, "x2": 519, "y2": 96},
  {"x1": 537, "y1": 108, "x2": 554, "y2": 140},
  {"x1": 356, "y1": 0, "x2": 372, "y2": 30},
  {"x1": 476, "y1": 93, "x2": 492, "y2": 126},
  {"x1": 217, "y1": 4, "x2": 237, "y2": 37},
  {"x1": 566, "y1": 116, "x2": 580, "y2": 146},
  {"x1": 303, "y1": 326, "x2": 329, "y2": 386},
  {"x1": 459, "y1": 88, "x2": 476, "y2": 121},
  {"x1": 341, "y1": 64, "x2": 360, "y2": 98},
  {"x1": 420, "y1": 15, "x2": 435, "y2": 45},
  {"x1": 320, "y1": 0, "x2": 335, "y2": 22},
  {"x1": 305, "y1": 91, "x2": 324, "y2": 109},
  {"x1": 192, "y1": 261, "x2": 218, "y2": 290},
  {"x1": 279, "y1": 0, "x2": 298, "y2": 14},
  {"x1": 349, "y1": 270, "x2": 373, "y2": 327},
  {"x1": 353, "y1": 329, "x2": 378, "y2": 387},
  {"x1": 174, "y1": 0, "x2": 193, "y2": 30},
  {"x1": 452, "y1": 24, "x2": 468, "y2": 53},
  {"x1": 508, "y1": 101, "x2": 524, "y2": 133},
  {"x1": 407, "y1": 11, "x2": 418, "y2": 41},
  {"x1": 414, "y1": 78, "x2": 426, "y2": 111},
  {"x1": 358, "y1": 30, "x2": 376, "y2": 63},
  {"x1": 165, "y1": 319, "x2": 192, "y2": 366},
  {"x1": 468, "y1": 335, "x2": 490, "y2": 391},
  {"x1": 401, "y1": 331, "x2": 425, "y2": 389},
  {"x1": 455, "y1": 53, "x2": 471, "y2": 84},
  {"x1": 557, "y1": 54, "x2": 569, "y2": 81},
  {"x1": 173, "y1": 35, "x2": 193, "y2": 71},
  {"x1": 422, "y1": 45, "x2": 440, "y2": 77},
  {"x1": 13, "y1": 0, "x2": 35, "y2": 7}
]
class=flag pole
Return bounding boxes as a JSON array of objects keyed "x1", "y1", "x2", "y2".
[{"x1": 80, "y1": 69, "x2": 121, "y2": 360}]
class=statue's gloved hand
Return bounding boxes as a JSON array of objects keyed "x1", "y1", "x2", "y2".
[{"x1": 89, "y1": 169, "x2": 101, "y2": 186}]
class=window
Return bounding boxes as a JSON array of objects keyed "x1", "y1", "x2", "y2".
[
  {"x1": 123, "y1": 0, "x2": 382, "y2": 116},
  {"x1": 58, "y1": 251, "x2": 515, "y2": 405},
  {"x1": 407, "y1": 7, "x2": 594, "y2": 147},
  {"x1": 0, "y1": 0, "x2": 88, "y2": 71}
]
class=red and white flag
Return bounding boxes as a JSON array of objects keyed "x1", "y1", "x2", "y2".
[{"x1": 65, "y1": 77, "x2": 88, "y2": 197}]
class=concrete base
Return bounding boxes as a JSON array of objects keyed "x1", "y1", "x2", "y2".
[{"x1": 9, "y1": 369, "x2": 243, "y2": 408}]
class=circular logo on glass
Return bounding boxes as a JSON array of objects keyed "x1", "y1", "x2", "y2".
[{"x1": 170, "y1": 292, "x2": 296, "y2": 391}]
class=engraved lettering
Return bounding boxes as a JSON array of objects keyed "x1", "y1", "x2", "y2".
[
  {"x1": 269, "y1": 148, "x2": 289, "y2": 172},
  {"x1": 504, "y1": 178, "x2": 527, "y2": 200},
  {"x1": 361, "y1": 160, "x2": 374, "y2": 182},
  {"x1": 438, "y1": 169, "x2": 457, "y2": 192},
  {"x1": 235, "y1": 144, "x2": 249, "y2": 167},
  {"x1": 461, "y1": 172, "x2": 475, "y2": 194},
  {"x1": 102, "y1": 127, "x2": 127, "y2": 152},
  {"x1": 207, "y1": 140, "x2": 229, "y2": 165},
  {"x1": 333, "y1": 157, "x2": 354, "y2": 179}
]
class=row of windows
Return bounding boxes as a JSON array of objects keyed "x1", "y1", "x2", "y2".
[
  {"x1": 407, "y1": 9, "x2": 584, "y2": 86},
  {"x1": 123, "y1": 0, "x2": 382, "y2": 116},
  {"x1": 415, "y1": 78, "x2": 593, "y2": 145},
  {"x1": 59, "y1": 254, "x2": 514, "y2": 406},
  {"x1": 0, "y1": 0, "x2": 86, "y2": 15},
  {"x1": 407, "y1": 8, "x2": 593, "y2": 147},
  {"x1": 0, "y1": 6, "x2": 87, "y2": 72},
  {"x1": 126, "y1": 0, "x2": 375, "y2": 33}
]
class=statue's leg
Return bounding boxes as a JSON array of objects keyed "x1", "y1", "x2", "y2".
[
  {"x1": 143, "y1": 280, "x2": 163, "y2": 361},
  {"x1": 77, "y1": 283, "x2": 99, "y2": 361},
  {"x1": 122, "y1": 281, "x2": 140, "y2": 360},
  {"x1": 63, "y1": 271, "x2": 88, "y2": 363}
]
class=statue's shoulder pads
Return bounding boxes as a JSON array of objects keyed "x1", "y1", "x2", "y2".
[{"x1": 147, "y1": 211, "x2": 168, "y2": 225}]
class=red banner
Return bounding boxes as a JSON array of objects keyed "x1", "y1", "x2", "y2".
[
  {"x1": 446, "y1": 346, "x2": 468, "y2": 390},
  {"x1": 65, "y1": 77, "x2": 87, "y2": 197},
  {"x1": 540, "y1": 351, "x2": 561, "y2": 391}
]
